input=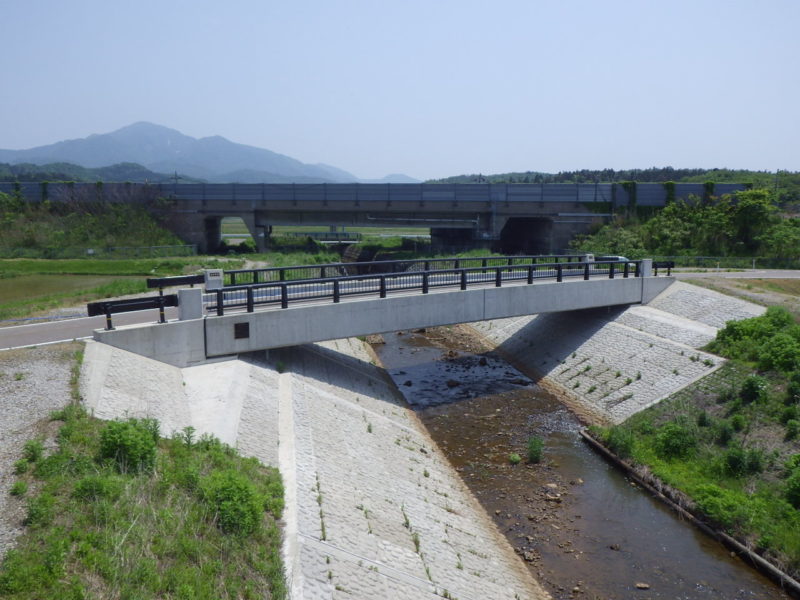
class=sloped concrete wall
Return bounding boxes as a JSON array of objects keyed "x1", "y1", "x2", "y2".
[
  {"x1": 468, "y1": 282, "x2": 764, "y2": 424},
  {"x1": 80, "y1": 339, "x2": 550, "y2": 599}
]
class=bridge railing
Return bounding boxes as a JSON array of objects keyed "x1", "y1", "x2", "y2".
[
  {"x1": 223, "y1": 254, "x2": 589, "y2": 286},
  {"x1": 204, "y1": 260, "x2": 641, "y2": 316}
]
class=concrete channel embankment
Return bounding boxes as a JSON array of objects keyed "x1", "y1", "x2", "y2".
[
  {"x1": 467, "y1": 281, "x2": 765, "y2": 424},
  {"x1": 81, "y1": 337, "x2": 549, "y2": 600}
]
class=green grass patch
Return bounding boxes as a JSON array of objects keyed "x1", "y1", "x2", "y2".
[
  {"x1": 593, "y1": 358, "x2": 800, "y2": 576},
  {"x1": 0, "y1": 407, "x2": 285, "y2": 599}
]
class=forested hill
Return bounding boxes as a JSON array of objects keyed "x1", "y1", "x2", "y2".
[{"x1": 0, "y1": 161, "x2": 202, "y2": 184}]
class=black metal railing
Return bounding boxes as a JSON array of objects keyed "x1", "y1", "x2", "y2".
[
  {"x1": 87, "y1": 295, "x2": 179, "y2": 330},
  {"x1": 222, "y1": 254, "x2": 589, "y2": 286},
  {"x1": 204, "y1": 260, "x2": 641, "y2": 316}
]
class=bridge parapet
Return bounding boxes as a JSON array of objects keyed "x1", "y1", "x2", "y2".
[{"x1": 92, "y1": 258, "x2": 670, "y2": 367}]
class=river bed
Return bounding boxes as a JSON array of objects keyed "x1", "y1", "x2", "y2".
[{"x1": 372, "y1": 326, "x2": 789, "y2": 600}]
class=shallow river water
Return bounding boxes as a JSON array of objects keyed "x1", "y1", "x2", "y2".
[{"x1": 372, "y1": 328, "x2": 789, "y2": 600}]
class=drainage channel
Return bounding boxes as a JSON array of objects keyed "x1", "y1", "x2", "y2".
[{"x1": 371, "y1": 326, "x2": 789, "y2": 600}]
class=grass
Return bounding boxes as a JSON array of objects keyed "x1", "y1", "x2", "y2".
[
  {"x1": 0, "y1": 257, "x2": 243, "y2": 322},
  {"x1": 591, "y1": 360, "x2": 800, "y2": 576},
  {"x1": 0, "y1": 257, "x2": 239, "y2": 277},
  {"x1": 0, "y1": 401, "x2": 285, "y2": 599}
]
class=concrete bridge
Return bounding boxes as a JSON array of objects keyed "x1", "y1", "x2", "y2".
[
  {"x1": 92, "y1": 258, "x2": 673, "y2": 367},
  {"x1": 0, "y1": 181, "x2": 746, "y2": 253}
]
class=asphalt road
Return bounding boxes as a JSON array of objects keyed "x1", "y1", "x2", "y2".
[
  {"x1": 674, "y1": 269, "x2": 800, "y2": 279},
  {"x1": 0, "y1": 307, "x2": 179, "y2": 351}
]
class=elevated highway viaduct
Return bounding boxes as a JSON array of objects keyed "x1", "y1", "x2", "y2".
[{"x1": 1, "y1": 181, "x2": 746, "y2": 253}]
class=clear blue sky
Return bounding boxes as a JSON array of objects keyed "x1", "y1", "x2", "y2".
[{"x1": 1, "y1": 0, "x2": 798, "y2": 180}]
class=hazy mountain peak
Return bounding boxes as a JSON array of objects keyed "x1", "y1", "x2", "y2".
[{"x1": 0, "y1": 123, "x2": 419, "y2": 184}]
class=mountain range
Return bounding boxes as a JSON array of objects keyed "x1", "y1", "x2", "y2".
[{"x1": 0, "y1": 122, "x2": 419, "y2": 184}]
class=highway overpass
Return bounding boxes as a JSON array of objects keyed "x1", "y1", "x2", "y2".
[{"x1": 0, "y1": 181, "x2": 746, "y2": 254}]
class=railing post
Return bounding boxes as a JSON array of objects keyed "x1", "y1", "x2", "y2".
[
  {"x1": 333, "y1": 279, "x2": 340, "y2": 303},
  {"x1": 495, "y1": 268, "x2": 502, "y2": 287},
  {"x1": 279, "y1": 269, "x2": 286, "y2": 282},
  {"x1": 422, "y1": 272, "x2": 429, "y2": 294},
  {"x1": 216, "y1": 290, "x2": 224, "y2": 316},
  {"x1": 460, "y1": 269, "x2": 467, "y2": 290},
  {"x1": 584, "y1": 263, "x2": 590, "y2": 280},
  {"x1": 635, "y1": 261, "x2": 641, "y2": 277},
  {"x1": 624, "y1": 262, "x2": 630, "y2": 278},
  {"x1": 321, "y1": 266, "x2": 326, "y2": 279},
  {"x1": 454, "y1": 259, "x2": 460, "y2": 269},
  {"x1": 246, "y1": 287, "x2": 254, "y2": 312},
  {"x1": 527, "y1": 265, "x2": 534, "y2": 284},
  {"x1": 424, "y1": 260, "x2": 430, "y2": 271},
  {"x1": 557, "y1": 264, "x2": 563, "y2": 282},
  {"x1": 104, "y1": 305, "x2": 114, "y2": 331},
  {"x1": 609, "y1": 263, "x2": 615, "y2": 279},
  {"x1": 379, "y1": 276, "x2": 386, "y2": 298},
  {"x1": 231, "y1": 272, "x2": 236, "y2": 286},
  {"x1": 280, "y1": 284, "x2": 288, "y2": 309},
  {"x1": 157, "y1": 295, "x2": 166, "y2": 323}
]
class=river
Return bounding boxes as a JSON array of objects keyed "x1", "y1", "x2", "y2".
[{"x1": 372, "y1": 327, "x2": 789, "y2": 600}]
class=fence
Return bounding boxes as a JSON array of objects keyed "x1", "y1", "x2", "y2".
[
  {"x1": 0, "y1": 245, "x2": 197, "y2": 259},
  {"x1": 204, "y1": 260, "x2": 642, "y2": 315},
  {"x1": 650, "y1": 256, "x2": 800, "y2": 270}
]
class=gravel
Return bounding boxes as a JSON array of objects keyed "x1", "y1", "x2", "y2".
[{"x1": 0, "y1": 342, "x2": 79, "y2": 560}]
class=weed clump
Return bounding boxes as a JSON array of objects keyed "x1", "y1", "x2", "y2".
[
  {"x1": 655, "y1": 422, "x2": 697, "y2": 460},
  {"x1": 603, "y1": 426, "x2": 635, "y2": 459},
  {"x1": 97, "y1": 418, "x2": 158, "y2": 473},
  {"x1": 527, "y1": 436, "x2": 544, "y2": 464}
]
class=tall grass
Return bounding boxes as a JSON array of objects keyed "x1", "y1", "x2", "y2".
[{"x1": 0, "y1": 403, "x2": 285, "y2": 599}]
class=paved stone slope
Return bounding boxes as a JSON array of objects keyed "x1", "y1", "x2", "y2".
[
  {"x1": 81, "y1": 339, "x2": 549, "y2": 599},
  {"x1": 469, "y1": 281, "x2": 765, "y2": 424}
]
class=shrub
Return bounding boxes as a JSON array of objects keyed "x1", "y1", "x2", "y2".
[
  {"x1": 98, "y1": 419, "x2": 158, "y2": 473},
  {"x1": 201, "y1": 470, "x2": 264, "y2": 535},
  {"x1": 758, "y1": 332, "x2": 800, "y2": 373},
  {"x1": 604, "y1": 426, "x2": 635, "y2": 459},
  {"x1": 25, "y1": 493, "x2": 55, "y2": 527},
  {"x1": 10, "y1": 481, "x2": 27, "y2": 496},
  {"x1": 73, "y1": 475, "x2": 123, "y2": 502},
  {"x1": 22, "y1": 440, "x2": 44, "y2": 463},
  {"x1": 723, "y1": 446, "x2": 765, "y2": 477},
  {"x1": 508, "y1": 453, "x2": 522, "y2": 465},
  {"x1": 13, "y1": 459, "x2": 29, "y2": 475},
  {"x1": 786, "y1": 471, "x2": 800, "y2": 509},
  {"x1": 527, "y1": 436, "x2": 543, "y2": 463},
  {"x1": 785, "y1": 454, "x2": 800, "y2": 474},
  {"x1": 693, "y1": 484, "x2": 744, "y2": 529},
  {"x1": 781, "y1": 405, "x2": 799, "y2": 424},
  {"x1": 740, "y1": 375, "x2": 768, "y2": 404},
  {"x1": 697, "y1": 411, "x2": 711, "y2": 427},
  {"x1": 715, "y1": 420, "x2": 734, "y2": 445},
  {"x1": 731, "y1": 414, "x2": 747, "y2": 432},
  {"x1": 787, "y1": 372, "x2": 800, "y2": 404},
  {"x1": 655, "y1": 422, "x2": 697, "y2": 459},
  {"x1": 786, "y1": 419, "x2": 800, "y2": 441}
]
